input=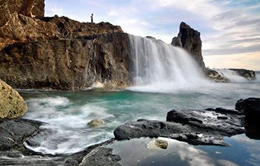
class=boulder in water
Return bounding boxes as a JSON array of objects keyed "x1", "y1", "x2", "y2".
[
  {"x1": 0, "y1": 79, "x2": 28, "y2": 119},
  {"x1": 155, "y1": 139, "x2": 168, "y2": 149},
  {"x1": 87, "y1": 119, "x2": 105, "y2": 128},
  {"x1": 147, "y1": 139, "x2": 168, "y2": 150}
]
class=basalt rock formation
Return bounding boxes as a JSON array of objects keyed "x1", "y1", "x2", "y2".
[
  {"x1": 171, "y1": 22, "x2": 205, "y2": 68},
  {"x1": 0, "y1": 0, "x2": 132, "y2": 90},
  {"x1": 114, "y1": 107, "x2": 245, "y2": 146}
]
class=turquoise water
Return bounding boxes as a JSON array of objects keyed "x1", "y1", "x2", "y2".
[{"x1": 20, "y1": 76, "x2": 260, "y2": 165}]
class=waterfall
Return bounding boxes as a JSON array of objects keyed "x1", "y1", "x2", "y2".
[
  {"x1": 128, "y1": 35, "x2": 208, "y2": 92},
  {"x1": 216, "y1": 69, "x2": 247, "y2": 82}
]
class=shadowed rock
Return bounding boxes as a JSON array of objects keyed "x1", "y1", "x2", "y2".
[
  {"x1": 114, "y1": 108, "x2": 245, "y2": 146},
  {"x1": 0, "y1": 119, "x2": 42, "y2": 151},
  {"x1": 236, "y1": 98, "x2": 260, "y2": 139},
  {"x1": 171, "y1": 22, "x2": 205, "y2": 68}
]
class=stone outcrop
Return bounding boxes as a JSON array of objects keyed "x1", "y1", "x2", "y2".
[
  {"x1": 0, "y1": 79, "x2": 28, "y2": 119},
  {"x1": 229, "y1": 68, "x2": 256, "y2": 80},
  {"x1": 114, "y1": 107, "x2": 245, "y2": 146},
  {"x1": 205, "y1": 68, "x2": 228, "y2": 82},
  {"x1": 171, "y1": 22, "x2": 205, "y2": 68},
  {"x1": 236, "y1": 98, "x2": 260, "y2": 139},
  {"x1": 0, "y1": 0, "x2": 132, "y2": 90},
  {"x1": 0, "y1": 119, "x2": 41, "y2": 151},
  {"x1": 205, "y1": 68, "x2": 256, "y2": 82}
]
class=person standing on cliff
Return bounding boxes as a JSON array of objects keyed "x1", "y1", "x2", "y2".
[{"x1": 91, "y1": 13, "x2": 94, "y2": 23}]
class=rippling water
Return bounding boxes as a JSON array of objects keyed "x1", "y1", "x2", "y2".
[{"x1": 19, "y1": 73, "x2": 260, "y2": 165}]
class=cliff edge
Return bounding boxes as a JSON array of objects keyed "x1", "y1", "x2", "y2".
[{"x1": 0, "y1": 0, "x2": 132, "y2": 90}]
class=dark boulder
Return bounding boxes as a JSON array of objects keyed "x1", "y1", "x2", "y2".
[
  {"x1": 167, "y1": 109, "x2": 203, "y2": 124},
  {"x1": 236, "y1": 98, "x2": 260, "y2": 139},
  {"x1": 114, "y1": 108, "x2": 245, "y2": 146},
  {"x1": 236, "y1": 98, "x2": 260, "y2": 118},
  {"x1": 0, "y1": 119, "x2": 42, "y2": 151}
]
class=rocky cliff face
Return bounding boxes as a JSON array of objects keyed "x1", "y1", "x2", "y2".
[
  {"x1": 171, "y1": 22, "x2": 205, "y2": 68},
  {"x1": 0, "y1": 0, "x2": 132, "y2": 90}
]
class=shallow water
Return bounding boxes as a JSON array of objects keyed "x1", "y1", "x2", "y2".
[
  {"x1": 20, "y1": 74, "x2": 260, "y2": 165},
  {"x1": 108, "y1": 134, "x2": 260, "y2": 166}
]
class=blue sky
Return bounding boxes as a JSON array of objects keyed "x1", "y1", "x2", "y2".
[{"x1": 45, "y1": 0, "x2": 260, "y2": 70}]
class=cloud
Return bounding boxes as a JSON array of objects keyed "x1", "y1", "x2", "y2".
[{"x1": 45, "y1": 2, "x2": 65, "y2": 16}]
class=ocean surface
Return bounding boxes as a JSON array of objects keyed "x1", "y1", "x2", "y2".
[{"x1": 19, "y1": 73, "x2": 260, "y2": 165}]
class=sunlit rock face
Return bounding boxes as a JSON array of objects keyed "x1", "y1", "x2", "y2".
[
  {"x1": 0, "y1": 79, "x2": 27, "y2": 119},
  {"x1": 0, "y1": 0, "x2": 132, "y2": 90}
]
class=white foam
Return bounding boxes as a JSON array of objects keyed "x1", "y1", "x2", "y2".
[
  {"x1": 216, "y1": 69, "x2": 247, "y2": 82},
  {"x1": 24, "y1": 97, "x2": 116, "y2": 155}
]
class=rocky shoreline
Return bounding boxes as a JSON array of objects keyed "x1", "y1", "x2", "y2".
[
  {"x1": 1, "y1": 81, "x2": 259, "y2": 165},
  {"x1": 0, "y1": 1, "x2": 259, "y2": 165}
]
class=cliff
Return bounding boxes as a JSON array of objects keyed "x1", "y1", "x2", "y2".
[
  {"x1": 0, "y1": 0, "x2": 132, "y2": 90},
  {"x1": 171, "y1": 22, "x2": 205, "y2": 68}
]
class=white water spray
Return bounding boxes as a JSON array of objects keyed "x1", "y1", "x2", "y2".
[
  {"x1": 216, "y1": 69, "x2": 247, "y2": 82},
  {"x1": 128, "y1": 35, "x2": 209, "y2": 92}
]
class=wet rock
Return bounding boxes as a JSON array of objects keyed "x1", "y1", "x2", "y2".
[
  {"x1": 63, "y1": 139, "x2": 120, "y2": 166},
  {"x1": 236, "y1": 98, "x2": 260, "y2": 120},
  {"x1": 154, "y1": 139, "x2": 168, "y2": 149},
  {"x1": 0, "y1": 119, "x2": 42, "y2": 151},
  {"x1": 87, "y1": 119, "x2": 105, "y2": 128},
  {"x1": 0, "y1": 79, "x2": 28, "y2": 119},
  {"x1": 229, "y1": 68, "x2": 256, "y2": 80},
  {"x1": 79, "y1": 147, "x2": 121, "y2": 166},
  {"x1": 204, "y1": 68, "x2": 228, "y2": 82},
  {"x1": 171, "y1": 22, "x2": 205, "y2": 68},
  {"x1": 236, "y1": 98, "x2": 260, "y2": 139},
  {"x1": 167, "y1": 109, "x2": 203, "y2": 124},
  {"x1": 114, "y1": 108, "x2": 245, "y2": 146},
  {"x1": 147, "y1": 139, "x2": 168, "y2": 150}
]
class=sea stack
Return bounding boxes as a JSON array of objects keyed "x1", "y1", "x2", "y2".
[{"x1": 171, "y1": 22, "x2": 205, "y2": 68}]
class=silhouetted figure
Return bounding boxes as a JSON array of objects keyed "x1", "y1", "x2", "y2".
[{"x1": 91, "y1": 13, "x2": 93, "y2": 23}]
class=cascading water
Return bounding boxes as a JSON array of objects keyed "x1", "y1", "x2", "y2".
[
  {"x1": 128, "y1": 35, "x2": 209, "y2": 92},
  {"x1": 216, "y1": 69, "x2": 247, "y2": 82}
]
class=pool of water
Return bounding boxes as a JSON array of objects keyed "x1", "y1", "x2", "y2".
[
  {"x1": 19, "y1": 76, "x2": 260, "y2": 165},
  {"x1": 108, "y1": 134, "x2": 260, "y2": 166}
]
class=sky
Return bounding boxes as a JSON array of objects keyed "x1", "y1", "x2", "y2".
[{"x1": 45, "y1": 0, "x2": 260, "y2": 70}]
